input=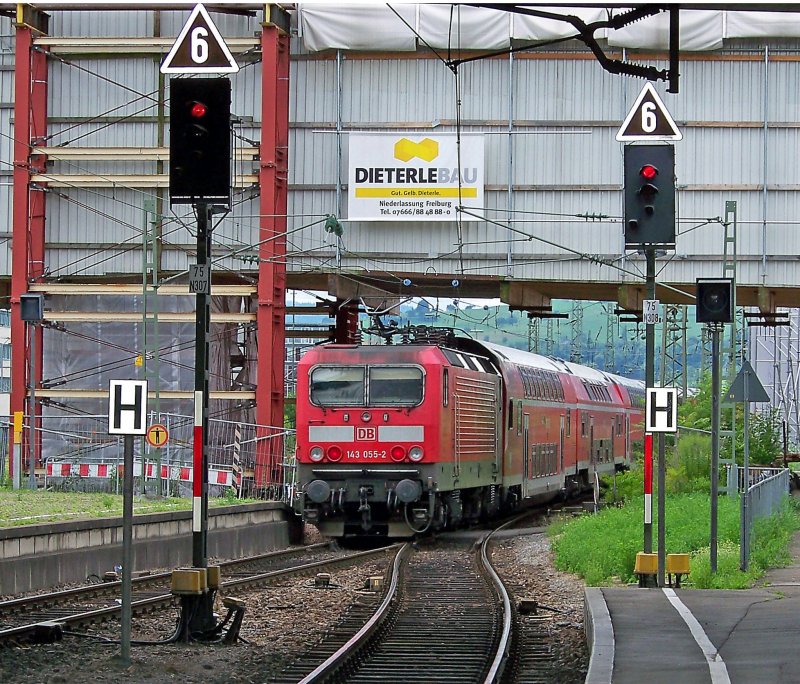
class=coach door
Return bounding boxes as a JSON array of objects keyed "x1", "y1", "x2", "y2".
[
  {"x1": 560, "y1": 415, "x2": 565, "y2": 472},
  {"x1": 625, "y1": 414, "x2": 631, "y2": 459},
  {"x1": 523, "y1": 412, "x2": 530, "y2": 496}
]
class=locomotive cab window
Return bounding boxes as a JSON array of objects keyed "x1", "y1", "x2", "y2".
[
  {"x1": 310, "y1": 366, "x2": 365, "y2": 406},
  {"x1": 368, "y1": 366, "x2": 424, "y2": 406},
  {"x1": 311, "y1": 365, "x2": 423, "y2": 407}
]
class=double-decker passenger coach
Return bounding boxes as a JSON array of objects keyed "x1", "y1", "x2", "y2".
[{"x1": 294, "y1": 328, "x2": 644, "y2": 538}]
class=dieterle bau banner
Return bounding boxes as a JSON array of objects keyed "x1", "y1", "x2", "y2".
[{"x1": 348, "y1": 133, "x2": 484, "y2": 221}]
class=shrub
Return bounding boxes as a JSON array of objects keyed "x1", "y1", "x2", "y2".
[
  {"x1": 602, "y1": 468, "x2": 643, "y2": 504},
  {"x1": 552, "y1": 492, "x2": 800, "y2": 588}
]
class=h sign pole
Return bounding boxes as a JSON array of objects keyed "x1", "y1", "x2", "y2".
[
  {"x1": 107, "y1": 379, "x2": 147, "y2": 665},
  {"x1": 646, "y1": 386, "x2": 678, "y2": 586}
]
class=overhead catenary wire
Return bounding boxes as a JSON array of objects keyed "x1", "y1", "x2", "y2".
[{"x1": 2, "y1": 6, "x2": 721, "y2": 404}]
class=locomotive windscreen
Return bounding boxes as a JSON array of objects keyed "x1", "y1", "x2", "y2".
[
  {"x1": 310, "y1": 365, "x2": 423, "y2": 407},
  {"x1": 368, "y1": 367, "x2": 424, "y2": 405},
  {"x1": 309, "y1": 367, "x2": 364, "y2": 405}
]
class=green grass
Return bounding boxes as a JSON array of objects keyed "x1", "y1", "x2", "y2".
[
  {"x1": 550, "y1": 493, "x2": 800, "y2": 588},
  {"x1": 0, "y1": 489, "x2": 256, "y2": 528}
]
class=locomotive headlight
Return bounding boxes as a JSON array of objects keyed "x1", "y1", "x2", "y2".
[
  {"x1": 361, "y1": 412, "x2": 372, "y2": 422},
  {"x1": 327, "y1": 445, "x2": 343, "y2": 462},
  {"x1": 390, "y1": 445, "x2": 406, "y2": 462},
  {"x1": 310, "y1": 446, "x2": 324, "y2": 462},
  {"x1": 408, "y1": 446, "x2": 424, "y2": 462}
]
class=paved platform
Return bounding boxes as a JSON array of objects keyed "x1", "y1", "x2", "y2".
[{"x1": 585, "y1": 532, "x2": 800, "y2": 683}]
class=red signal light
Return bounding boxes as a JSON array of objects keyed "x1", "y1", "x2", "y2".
[
  {"x1": 190, "y1": 101, "x2": 208, "y2": 118},
  {"x1": 640, "y1": 164, "x2": 658, "y2": 180},
  {"x1": 326, "y1": 445, "x2": 343, "y2": 462}
]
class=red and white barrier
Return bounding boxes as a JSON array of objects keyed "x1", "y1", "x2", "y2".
[{"x1": 46, "y1": 461, "x2": 232, "y2": 486}]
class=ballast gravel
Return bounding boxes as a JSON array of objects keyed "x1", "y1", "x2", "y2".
[{"x1": 0, "y1": 524, "x2": 589, "y2": 683}]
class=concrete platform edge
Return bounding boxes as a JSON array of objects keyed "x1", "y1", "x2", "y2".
[{"x1": 584, "y1": 587, "x2": 614, "y2": 684}]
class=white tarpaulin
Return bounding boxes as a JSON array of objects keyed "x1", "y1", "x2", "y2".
[
  {"x1": 416, "y1": 4, "x2": 511, "y2": 50},
  {"x1": 511, "y1": 7, "x2": 608, "y2": 42},
  {"x1": 607, "y1": 10, "x2": 724, "y2": 52},
  {"x1": 299, "y1": 4, "x2": 418, "y2": 52},
  {"x1": 726, "y1": 11, "x2": 800, "y2": 39},
  {"x1": 347, "y1": 133, "x2": 484, "y2": 222},
  {"x1": 298, "y1": 5, "x2": 800, "y2": 53}
]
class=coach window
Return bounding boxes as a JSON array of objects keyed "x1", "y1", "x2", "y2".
[
  {"x1": 566, "y1": 409, "x2": 571, "y2": 436},
  {"x1": 310, "y1": 366, "x2": 365, "y2": 406},
  {"x1": 368, "y1": 366, "x2": 424, "y2": 406}
]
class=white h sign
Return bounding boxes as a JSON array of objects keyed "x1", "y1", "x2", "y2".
[
  {"x1": 108, "y1": 380, "x2": 148, "y2": 435},
  {"x1": 646, "y1": 387, "x2": 678, "y2": 433}
]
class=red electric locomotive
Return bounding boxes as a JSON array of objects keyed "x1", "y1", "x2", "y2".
[{"x1": 293, "y1": 329, "x2": 644, "y2": 538}]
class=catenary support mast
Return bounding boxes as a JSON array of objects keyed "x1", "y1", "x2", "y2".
[
  {"x1": 255, "y1": 6, "x2": 291, "y2": 488},
  {"x1": 11, "y1": 7, "x2": 49, "y2": 484}
]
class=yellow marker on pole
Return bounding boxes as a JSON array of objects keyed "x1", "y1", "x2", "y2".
[{"x1": 13, "y1": 410, "x2": 23, "y2": 443}]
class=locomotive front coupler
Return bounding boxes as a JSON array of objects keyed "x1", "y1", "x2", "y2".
[
  {"x1": 410, "y1": 489, "x2": 436, "y2": 524},
  {"x1": 358, "y1": 485, "x2": 372, "y2": 531}
]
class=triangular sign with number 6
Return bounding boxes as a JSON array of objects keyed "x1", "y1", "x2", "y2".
[
  {"x1": 616, "y1": 82, "x2": 681, "y2": 142},
  {"x1": 161, "y1": 4, "x2": 239, "y2": 75}
]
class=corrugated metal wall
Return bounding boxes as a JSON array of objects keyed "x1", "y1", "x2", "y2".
[
  {"x1": 3, "y1": 9, "x2": 800, "y2": 289},
  {"x1": 287, "y1": 46, "x2": 800, "y2": 286}
]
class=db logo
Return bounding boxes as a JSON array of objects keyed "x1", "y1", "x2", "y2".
[{"x1": 356, "y1": 427, "x2": 376, "y2": 441}]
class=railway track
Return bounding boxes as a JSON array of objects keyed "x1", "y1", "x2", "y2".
[
  {"x1": 274, "y1": 524, "x2": 516, "y2": 683},
  {"x1": 272, "y1": 511, "x2": 572, "y2": 684},
  {"x1": 0, "y1": 542, "x2": 396, "y2": 645}
]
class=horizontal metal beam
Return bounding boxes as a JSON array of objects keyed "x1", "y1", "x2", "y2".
[
  {"x1": 45, "y1": 311, "x2": 256, "y2": 323},
  {"x1": 34, "y1": 36, "x2": 259, "y2": 55},
  {"x1": 30, "y1": 283, "x2": 257, "y2": 296},
  {"x1": 35, "y1": 146, "x2": 259, "y2": 162},
  {"x1": 33, "y1": 389, "x2": 257, "y2": 400},
  {"x1": 32, "y1": 173, "x2": 258, "y2": 188}
]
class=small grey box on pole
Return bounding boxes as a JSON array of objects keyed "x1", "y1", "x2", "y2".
[{"x1": 20, "y1": 293, "x2": 44, "y2": 490}]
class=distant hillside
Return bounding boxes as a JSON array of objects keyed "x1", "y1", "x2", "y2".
[{"x1": 389, "y1": 300, "x2": 706, "y2": 384}]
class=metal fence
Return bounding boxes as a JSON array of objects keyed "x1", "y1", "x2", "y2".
[
  {"x1": 727, "y1": 465, "x2": 790, "y2": 569},
  {"x1": 741, "y1": 467, "x2": 790, "y2": 525},
  {"x1": 3, "y1": 413, "x2": 296, "y2": 504},
  {"x1": 726, "y1": 465, "x2": 790, "y2": 516}
]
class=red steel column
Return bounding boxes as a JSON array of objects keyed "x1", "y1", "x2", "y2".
[
  {"x1": 11, "y1": 9, "x2": 48, "y2": 479},
  {"x1": 255, "y1": 10, "x2": 290, "y2": 487},
  {"x1": 334, "y1": 301, "x2": 360, "y2": 344}
]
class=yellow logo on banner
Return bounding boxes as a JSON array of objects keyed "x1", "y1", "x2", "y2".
[{"x1": 394, "y1": 138, "x2": 439, "y2": 163}]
